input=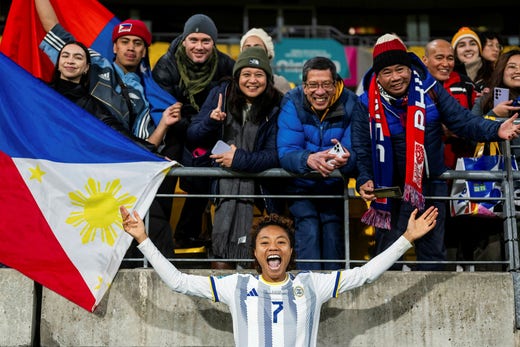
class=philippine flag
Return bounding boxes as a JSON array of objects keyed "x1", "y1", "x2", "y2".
[
  {"x1": 0, "y1": 0, "x2": 118, "y2": 81},
  {"x1": 0, "y1": 52, "x2": 175, "y2": 312}
]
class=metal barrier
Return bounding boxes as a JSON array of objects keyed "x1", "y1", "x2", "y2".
[{"x1": 124, "y1": 140, "x2": 520, "y2": 271}]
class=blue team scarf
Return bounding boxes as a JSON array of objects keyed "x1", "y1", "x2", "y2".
[{"x1": 361, "y1": 70, "x2": 426, "y2": 230}]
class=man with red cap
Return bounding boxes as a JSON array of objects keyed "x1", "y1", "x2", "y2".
[
  {"x1": 35, "y1": 0, "x2": 182, "y2": 259},
  {"x1": 352, "y1": 33, "x2": 520, "y2": 270},
  {"x1": 35, "y1": 0, "x2": 181, "y2": 146}
]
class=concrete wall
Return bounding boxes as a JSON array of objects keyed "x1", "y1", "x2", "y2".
[
  {"x1": 1, "y1": 269, "x2": 520, "y2": 347},
  {"x1": 0, "y1": 269, "x2": 35, "y2": 347}
]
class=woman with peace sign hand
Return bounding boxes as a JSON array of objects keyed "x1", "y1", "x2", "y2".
[{"x1": 187, "y1": 47, "x2": 284, "y2": 269}]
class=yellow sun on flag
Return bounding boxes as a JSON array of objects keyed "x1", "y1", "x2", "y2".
[{"x1": 66, "y1": 178, "x2": 137, "y2": 246}]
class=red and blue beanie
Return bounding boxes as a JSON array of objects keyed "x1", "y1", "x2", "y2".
[
  {"x1": 112, "y1": 19, "x2": 152, "y2": 47},
  {"x1": 372, "y1": 33, "x2": 411, "y2": 74}
]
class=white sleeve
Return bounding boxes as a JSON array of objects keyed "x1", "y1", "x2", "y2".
[
  {"x1": 337, "y1": 236, "x2": 412, "y2": 293},
  {"x1": 137, "y1": 238, "x2": 216, "y2": 300}
]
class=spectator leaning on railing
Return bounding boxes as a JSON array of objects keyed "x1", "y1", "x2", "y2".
[
  {"x1": 352, "y1": 33, "x2": 520, "y2": 271},
  {"x1": 422, "y1": 38, "x2": 480, "y2": 271},
  {"x1": 277, "y1": 56, "x2": 362, "y2": 270},
  {"x1": 35, "y1": 0, "x2": 181, "y2": 261}
]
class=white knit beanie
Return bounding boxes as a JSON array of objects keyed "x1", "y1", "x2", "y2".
[{"x1": 240, "y1": 28, "x2": 275, "y2": 60}]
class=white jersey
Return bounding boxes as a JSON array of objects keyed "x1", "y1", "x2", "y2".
[{"x1": 138, "y1": 236, "x2": 411, "y2": 347}]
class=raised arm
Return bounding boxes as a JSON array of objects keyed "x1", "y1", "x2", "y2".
[
  {"x1": 35, "y1": 0, "x2": 59, "y2": 32},
  {"x1": 363, "y1": 206, "x2": 437, "y2": 276},
  {"x1": 337, "y1": 207, "x2": 438, "y2": 292},
  {"x1": 119, "y1": 206, "x2": 216, "y2": 299}
]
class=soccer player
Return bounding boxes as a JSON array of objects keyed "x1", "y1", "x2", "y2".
[{"x1": 120, "y1": 205, "x2": 438, "y2": 347}]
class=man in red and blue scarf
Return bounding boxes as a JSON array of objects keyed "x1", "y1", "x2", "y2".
[{"x1": 352, "y1": 34, "x2": 520, "y2": 270}]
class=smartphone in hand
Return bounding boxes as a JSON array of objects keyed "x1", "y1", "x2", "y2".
[
  {"x1": 373, "y1": 186, "x2": 402, "y2": 198},
  {"x1": 327, "y1": 143, "x2": 346, "y2": 166},
  {"x1": 493, "y1": 87, "x2": 509, "y2": 108},
  {"x1": 211, "y1": 140, "x2": 231, "y2": 155},
  {"x1": 328, "y1": 143, "x2": 345, "y2": 156}
]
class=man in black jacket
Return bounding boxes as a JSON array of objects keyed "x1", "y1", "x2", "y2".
[{"x1": 152, "y1": 14, "x2": 235, "y2": 252}]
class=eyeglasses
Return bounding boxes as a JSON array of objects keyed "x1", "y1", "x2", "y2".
[{"x1": 304, "y1": 81, "x2": 335, "y2": 91}]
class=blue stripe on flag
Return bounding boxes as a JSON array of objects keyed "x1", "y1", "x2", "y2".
[
  {"x1": 0, "y1": 52, "x2": 165, "y2": 164},
  {"x1": 90, "y1": 17, "x2": 120, "y2": 61}
]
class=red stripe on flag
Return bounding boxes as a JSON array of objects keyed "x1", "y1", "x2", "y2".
[
  {"x1": 0, "y1": 0, "x2": 115, "y2": 81},
  {"x1": 0, "y1": 1, "x2": 53, "y2": 80},
  {"x1": 52, "y1": 0, "x2": 115, "y2": 47},
  {"x1": 0, "y1": 151, "x2": 95, "y2": 311}
]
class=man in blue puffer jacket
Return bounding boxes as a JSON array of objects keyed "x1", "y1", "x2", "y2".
[
  {"x1": 352, "y1": 34, "x2": 520, "y2": 270},
  {"x1": 277, "y1": 57, "x2": 365, "y2": 270}
]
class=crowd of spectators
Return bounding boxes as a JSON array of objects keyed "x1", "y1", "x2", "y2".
[{"x1": 29, "y1": 0, "x2": 520, "y2": 272}]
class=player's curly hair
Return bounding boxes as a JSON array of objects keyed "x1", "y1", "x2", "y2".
[{"x1": 249, "y1": 214, "x2": 296, "y2": 274}]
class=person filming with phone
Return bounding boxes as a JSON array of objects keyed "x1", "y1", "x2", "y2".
[
  {"x1": 352, "y1": 34, "x2": 520, "y2": 271},
  {"x1": 187, "y1": 47, "x2": 283, "y2": 269}
]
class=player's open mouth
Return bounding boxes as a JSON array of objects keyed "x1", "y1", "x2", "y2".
[{"x1": 267, "y1": 255, "x2": 281, "y2": 269}]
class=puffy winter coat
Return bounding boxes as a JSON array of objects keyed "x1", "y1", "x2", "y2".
[
  {"x1": 353, "y1": 53, "x2": 501, "y2": 189},
  {"x1": 277, "y1": 83, "x2": 362, "y2": 190}
]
